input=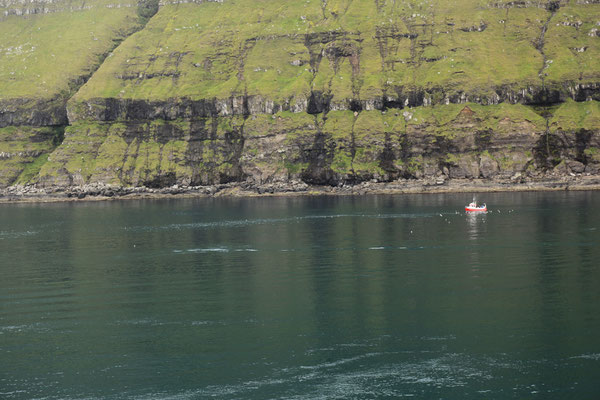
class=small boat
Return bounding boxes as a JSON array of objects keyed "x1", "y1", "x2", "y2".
[{"x1": 465, "y1": 198, "x2": 487, "y2": 212}]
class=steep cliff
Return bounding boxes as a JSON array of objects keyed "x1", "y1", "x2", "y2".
[
  {"x1": 0, "y1": 0, "x2": 144, "y2": 187},
  {"x1": 1, "y1": 0, "x2": 599, "y2": 192}
]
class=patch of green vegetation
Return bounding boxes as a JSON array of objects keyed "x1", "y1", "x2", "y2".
[
  {"x1": 0, "y1": 1, "x2": 140, "y2": 100},
  {"x1": 0, "y1": 0, "x2": 134, "y2": 16},
  {"x1": 352, "y1": 148, "x2": 385, "y2": 177},
  {"x1": 550, "y1": 100, "x2": 600, "y2": 133},
  {"x1": 0, "y1": 126, "x2": 64, "y2": 186},
  {"x1": 585, "y1": 147, "x2": 599, "y2": 155},
  {"x1": 217, "y1": 116, "x2": 245, "y2": 137},
  {"x1": 408, "y1": 104, "x2": 470, "y2": 127},
  {"x1": 322, "y1": 111, "x2": 355, "y2": 139},
  {"x1": 497, "y1": 154, "x2": 522, "y2": 171},
  {"x1": 353, "y1": 111, "x2": 385, "y2": 139},
  {"x1": 331, "y1": 150, "x2": 353, "y2": 174},
  {"x1": 584, "y1": 147, "x2": 600, "y2": 163},
  {"x1": 90, "y1": 134, "x2": 130, "y2": 184},
  {"x1": 120, "y1": 137, "x2": 192, "y2": 185},
  {"x1": 406, "y1": 156, "x2": 423, "y2": 175},
  {"x1": 38, "y1": 123, "x2": 110, "y2": 184},
  {"x1": 34, "y1": 117, "x2": 247, "y2": 186},
  {"x1": 485, "y1": 103, "x2": 546, "y2": 134},
  {"x1": 14, "y1": 153, "x2": 49, "y2": 185},
  {"x1": 71, "y1": 0, "x2": 599, "y2": 108},
  {"x1": 544, "y1": 5, "x2": 600, "y2": 85},
  {"x1": 444, "y1": 153, "x2": 461, "y2": 165},
  {"x1": 246, "y1": 111, "x2": 318, "y2": 138},
  {"x1": 283, "y1": 115, "x2": 321, "y2": 143},
  {"x1": 245, "y1": 38, "x2": 313, "y2": 101},
  {"x1": 382, "y1": 112, "x2": 406, "y2": 134},
  {"x1": 403, "y1": 102, "x2": 547, "y2": 142}
]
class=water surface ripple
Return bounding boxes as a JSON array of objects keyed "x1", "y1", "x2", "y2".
[{"x1": 1, "y1": 192, "x2": 599, "y2": 399}]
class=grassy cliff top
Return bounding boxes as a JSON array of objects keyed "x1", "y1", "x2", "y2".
[
  {"x1": 0, "y1": 0, "x2": 138, "y2": 17},
  {"x1": 72, "y1": 0, "x2": 600, "y2": 105},
  {"x1": 0, "y1": 0, "x2": 140, "y2": 101}
]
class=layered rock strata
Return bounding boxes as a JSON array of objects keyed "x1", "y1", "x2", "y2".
[
  {"x1": 1, "y1": 0, "x2": 599, "y2": 193},
  {"x1": 0, "y1": 0, "x2": 142, "y2": 186}
]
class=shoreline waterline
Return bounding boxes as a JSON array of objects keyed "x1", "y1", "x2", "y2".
[{"x1": 1, "y1": 176, "x2": 599, "y2": 203}]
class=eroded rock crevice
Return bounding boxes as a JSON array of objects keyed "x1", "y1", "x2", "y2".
[{"x1": 533, "y1": 1, "x2": 559, "y2": 103}]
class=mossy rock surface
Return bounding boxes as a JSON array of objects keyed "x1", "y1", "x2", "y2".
[
  {"x1": 1, "y1": 0, "x2": 600, "y2": 188},
  {"x1": 0, "y1": 126, "x2": 63, "y2": 187},
  {"x1": 70, "y1": 0, "x2": 600, "y2": 114},
  {"x1": 0, "y1": 1, "x2": 140, "y2": 101},
  {"x1": 31, "y1": 102, "x2": 597, "y2": 187}
]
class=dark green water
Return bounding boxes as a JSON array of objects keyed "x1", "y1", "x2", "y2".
[{"x1": 1, "y1": 192, "x2": 599, "y2": 399}]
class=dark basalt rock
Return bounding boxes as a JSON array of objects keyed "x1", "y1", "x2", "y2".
[
  {"x1": 66, "y1": 81, "x2": 600, "y2": 124},
  {"x1": 144, "y1": 172, "x2": 177, "y2": 188},
  {"x1": 0, "y1": 98, "x2": 68, "y2": 128}
]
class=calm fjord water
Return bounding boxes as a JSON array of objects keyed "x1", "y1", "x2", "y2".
[{"x1": 1, "y1": 192, "x2": 599, "y2": 399}]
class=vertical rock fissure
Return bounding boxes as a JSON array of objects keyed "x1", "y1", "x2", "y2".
[
  {"x1": 304, "y1": 34, "x2": 324, "y2": 114},
  {"x1": 320, "y1": 0, "x2": 328, "y2": 19},
  {"x1": 375, "y1": 27, "x2": 390, "y2": 106},
  {"x1": 350, "y1": 35, "x2": 362, "y2": 108},
  {"x1": 535, "y1": 2, "x2": 559, "y2": 92},
  {"x1": 236, "y1": 38, "x2": 257, "y2": 83},
  {"x1": 235, "y1": 116, "x2": 248, "y2": 183},
  {"x1": 302, "y1": 114, "x2": 332, "y2": 185},
  {"x1": 375, "y1": 27, "x2": 388, "y2": 74},
  {"x1": 544, "y1": 115, "x2": 551, "y2": 164},
  {"x1": 350, "y1": 111, "x2": 358, "y2": 179},
  {"x1": 374, "y1": 0, "x2": 382, "y2": 13},
  {"x1": 118, "y1": 141, "x2": 132, "y2": 184},
  {"x1": 529, "y1": 2, "x2": 561, "y2": 170},
  {"x1": 532, "y1": 105, "x2": 557, "y2": 170},
  {"x1": 404, "y1": 18, "x2": 418, "y2": 85}
]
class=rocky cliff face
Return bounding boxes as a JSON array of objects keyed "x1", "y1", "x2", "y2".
[
  {"x1": 36, "y1": 100, "x2": 600, "y2": 189},
  {"x1": 1, "y1": 0, "x2": 599, "y2": 191},
  {"x1": 0, "y1": 0, "x2": 141, "y2": 186}
]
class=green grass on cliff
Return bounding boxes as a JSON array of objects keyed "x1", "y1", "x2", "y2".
[
  {"x1": 0, "y1": 1, "x2": 140, "y2": 101},
  {"x1": 406, "y1": 102, "x2": 545, "y2": 134},
  {"x1": 0, "y1": 0, "x2": 136, "y2": 18},
  {"x1": 550, "y1": 99, "x2": 600, "y2": 132},
  {"x1": 33, "y1": 101, "x2": 586, "y2": 186},
  {"x1": 0, "y1": 126, "x2": 63, "y2": 187},
  {"x1": 244, "y1": 112, "x2": 317, "y2": 137},
  {"x1": 72, "y1": 0, "x2": 600, "y2": 107},
  {"x1": 544, "y1": 4, "x2": 600, "y2": 84}
]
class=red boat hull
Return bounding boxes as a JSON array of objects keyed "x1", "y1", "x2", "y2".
[{"x1": 465, "y1": 206, "x2": 487, "y2": 212}]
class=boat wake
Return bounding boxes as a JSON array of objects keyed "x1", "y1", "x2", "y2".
[
  {"x1": 124, "y1": 213, "x2": 446, "y2": 233},
  {"x1": 173, "y1": 247, "x2": 258, "y2": 254}
]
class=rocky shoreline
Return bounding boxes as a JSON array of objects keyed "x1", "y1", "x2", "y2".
[{"x1": 2, "y1": 174, "x2": 599, "y2": 203}]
